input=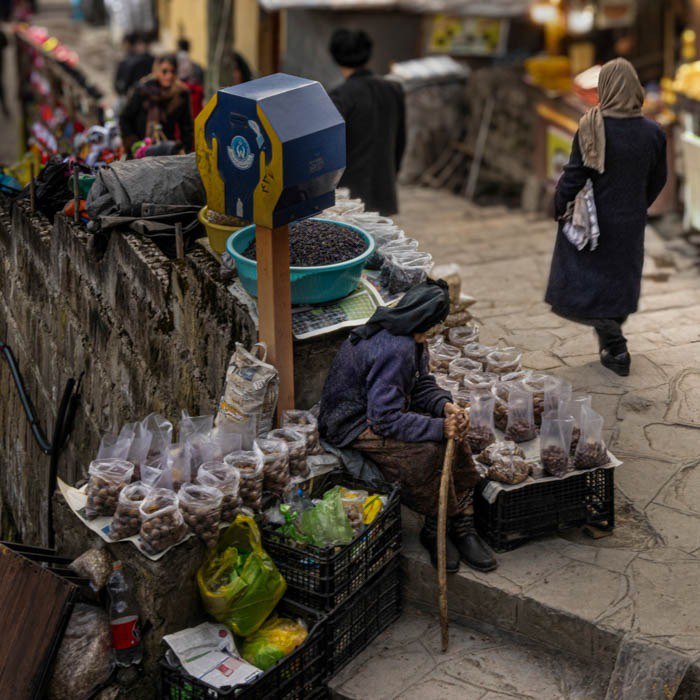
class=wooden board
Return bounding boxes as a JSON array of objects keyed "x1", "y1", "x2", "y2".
[{"x1": 0, "y1": 543, "x2": 78, "y2": 698}]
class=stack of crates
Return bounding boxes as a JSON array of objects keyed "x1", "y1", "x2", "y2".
[{"x1": 261, "y1": 472, "x2": 403, "y2": 679}]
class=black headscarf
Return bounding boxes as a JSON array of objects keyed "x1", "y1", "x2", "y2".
[{"x1": 349, "y1": 279, "x2": 450, "y2": 344}]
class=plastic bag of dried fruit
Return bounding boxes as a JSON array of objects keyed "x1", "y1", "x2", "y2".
[
  {"x1": 281, "y1": 410, "x2": 322, "y2": 456},
  {"x1": 504, "y1": 387, "x2": 537, "y2": 443},
  {"x1": 486, "y1": 451, "x2": 530, "y2": 485},
  {"x1": 462, "y1": 371, "x2": 499, "y2": 394},
  {"x1": 179, "y1": 483, "x2": 223, "y2": 548},
  {"x1": 448, "y1": 356, "x2": 482, "y2": 381},
  {"x1": 540, "y1": 412, "x2": 575, "y2": 477},
  {"x1": 477, "y1": 440, "x2": 525, "y2": 467},
  {"x1": 485, "y1": 348, "x2": 523, "y2": 375},
  {"x1": 267, "y1": 428, "x2": 308, "y2": 478},
  {"x1": 255, "y1": 438, "x2": 290, "y2": 496},
  {"x1": 467, "y1": 392, "x2": 496, "y2": 453},
  {"x1": 543, "y1": 377, "x2": 572, "y2": 416},
  {"x1": 139, "y1": 488, "x2": 188, "y2": 555},
  {"x1": 109, "y1": 482, "x2": 150, "y2": 540},
  {"x1": 225, "y1": 449, "x2": 265, "y2": 512},
  {"x1": 217, "y1": 343, "x2": 279, "y2": 438},
  {"x1": 84, "y1": 459, "x2": 135, "y2": 520},
  {"x1": 197, "y1": 461, "x2": 242, "y2": 523},
  {"x1": 574, "y1": 406, "x2": 608, "y2": 470},
  {"x1": 448, "y1": 324, "x2": 480, "y2": 348},
  {"x1": 429, "y1": 342, "x2": 460, "y2": 373},
  {"x1": 559, "y1": 395, "x2": 592, "y2": 455}
]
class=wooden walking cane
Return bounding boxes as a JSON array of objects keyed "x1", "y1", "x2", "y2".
[{"x1": 437, "y1": 437, "x2": 457, "y2": 652}]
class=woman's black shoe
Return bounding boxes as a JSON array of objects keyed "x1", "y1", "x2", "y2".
[
  {"x1": 600, "y1": 349, "x2": 631, "y2": 376},
  {"x1": 449, "y1": 515, "x2": 497, "y2": 572},
  {"x1": 420, "y1": 516, "x2": 460, "y2": 573}
]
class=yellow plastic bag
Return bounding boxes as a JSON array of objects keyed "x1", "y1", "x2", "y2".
[
  {"x1": 241, "y1": 616, "x2": 308, "y2": 671},
  {"x1": 197, "y1": 515, "x2": 287, "y2": 636}
]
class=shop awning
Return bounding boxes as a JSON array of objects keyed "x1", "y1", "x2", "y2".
[{"x1": 258, "y1": 0, "x2": 530, "y2": 16}]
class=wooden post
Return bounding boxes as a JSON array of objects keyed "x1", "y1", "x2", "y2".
[
  {"x1": 175, "y1": 221, "x2": 185, "y2": 260},
  {"x1": 256, "y1": 224, "x2": 295, "y2": 418}
]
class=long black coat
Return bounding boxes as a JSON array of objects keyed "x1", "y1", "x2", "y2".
[
  {"x1": 330, "y1": 69, "x2": 406, "y2": 216},
  {"x1": 545, "y1": 117, "x2": 667, "y2": 319}
]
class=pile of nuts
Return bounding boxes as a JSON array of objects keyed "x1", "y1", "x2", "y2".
[
  {"x1": 541, "y1": 445, "x2": 570, "y2": 477},
  {"x1": 139, "y1": 489, "x2": 188, "y2": 554},
  {"x1": 467, "y1": 426, "x2": 496, "y2": 453},
  {"x1": 268, "y1": 429, "x2": 309, "y2": 478},
  {"x1": 486, "y1": 454, "x2": 530, "y2": 484},
  {"x1": 109, "y1": 482, "x2": 150, "y2": 540},
  {"x1": 85, "y1": 459, "x2": 135, "y2": 520},
  {"x1": 505, "y1": 419, "x2": 537, "y2": 443},
  {"x1": 574, "y1": 441, "x2": 608, "y2": 470},
  {"x1": 178, "y1": 483, "x2": 223, "y2": 548}
]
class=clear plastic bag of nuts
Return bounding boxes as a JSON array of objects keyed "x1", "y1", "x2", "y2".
[
  {"x1": 448, "y1": 356, "x2": 483, "y2": 382},
  {"x1": 559, "y1": 395, "x2": 592, "y2": 455},
  {"x1": 435, "y1": 374, "x2": 460, "y2": 394},
  {"x1": 477, "y1": 441, "x2": 525, "y2": 467},
  {"x1": 485, "y1": 348, "x2": 523, "y2": 376},
  {"x1": 428, "y1": 342, "x2": 460, "y2": 373},
  {"x1": 504, "y1": 387, "x2": 537, "y2": 443},
  {"x1": 486, "y1": 452, "x2": 531, "y2": 485},
  {"x1": 109, "y1": 481, "x2": 150, "y2": 540},
  {"x1": 540, "y1": 411, "x2": 575, "y2": 478},
  {"x1": 281, "y1": 410, "x2": 322, "y2": 456},
  {"x1": 467, "y1": 392, "x2": 496, "y2": 453},
  {"x1": 178, "y1": 483, "x2": 223, "y2": 548},
  {"x1": 85, "y1": 459, "x2": 135, "y2": 520},
  {"x1": 574, "y1": 406, "x2": 608, "y2": 470},
  {"x1": 520, "y1": 373, "x2": 556, "y2": 426},
  {"x1": 225, "y1": 448, "x2": 265, "y2": 512},
  {"x1": 139, "y1": 488, "x2": 188, "y2": 555},
  {"x1": 197, "y1": 461, "x2": 241, "y2": 523},
  {"x1": 462, "y1": 371, "x2": 499, "y2": 394},
  {"x1": 461, "y1": 342, "x2": 494, "y2": 365},
  {"x1": 267, "y1": 428, "x2": 309, "y2": 478},
  {"x1": 340, "y1": 488, "x2": 367, "y2": 535},
  {"x1": 448, "y1": 324, "x2": 480, "y2": 348},
  {"x1": 255, "y1": 437, "x2": 290, "y2": 496}
]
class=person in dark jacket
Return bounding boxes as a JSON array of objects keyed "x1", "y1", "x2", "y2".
[
  {"x1": 319, "y1": 280, "x2": 496, "y2": 574},
  {"x1": 545, "y1": 58, "x2": 667, "y2": 376},
  {"x1": 115, "y1": 33, "x2": 154, "y2": 98},
  {"x1": 119, "y1": 53, "x2": 194, "y2": 153},
  {"x1": 329, "y1": 29, "x2": 405, "y2": 216}
]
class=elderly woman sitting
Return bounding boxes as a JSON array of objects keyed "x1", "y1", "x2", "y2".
[{"x1": 319, "y1": 280, "x2": 496, "y2": 573}]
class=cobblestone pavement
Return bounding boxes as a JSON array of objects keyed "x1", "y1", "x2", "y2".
[{"x1": 379, "y1": 186, "x2": 700, "y2": 695}]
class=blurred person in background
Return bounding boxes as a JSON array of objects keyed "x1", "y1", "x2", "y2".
[
  {"x1": 115, "y1": 33, "x2": 154, "y2": 99},
  {"x1": 329, "y1": 28, "x2": 405, "y2": 216},
  {"x1": 224, "y1": 48, "x2": 252, "y2": 86},
  {"x1": 176, "y1": 37, "x2": 204, "y2": 117},
  {"x1": 0, "y1": 29, "x2": 8, "y2": 117},
  {"x1": 119, "y1": 53, "x2": 193, "y2": 152},
  {"x1": 546, "y1": 58, "x2": 667, "y2": 376}
]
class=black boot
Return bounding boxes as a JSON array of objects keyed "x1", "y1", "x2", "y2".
[
  {"x1": 420, "y1": 516, "x2": 460, "y2": 573},
  {"x1": 449, "y1": 515, "x2": 497, "y2": 572},
  {"x1": 600, "y1": 349, "x2": 631, "y2": 377}
]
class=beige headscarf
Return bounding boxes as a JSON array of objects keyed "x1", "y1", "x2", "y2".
[{"x1": 578, "y1": 58, "x2": 645, "y2": 174}]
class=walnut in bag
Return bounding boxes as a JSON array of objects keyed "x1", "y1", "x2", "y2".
[
  {"x1": 139, "y1": 488, "x2": 188, "y2": 554},
  {"x1": 467, "y1": 392, "x2": 496, "y2": 453},
  {"x1": 485, "y1": 348, "x2": 523, "y2": 376},
  {"x1": 560, "y1": 395, "x2": 592, "y2": 455},
  {"x1": 504, "y1": 387, "x2": 537, "y2": 443},
  {"x1": 574, "y1": 407, "x2": 608, "y2": 470},
  {"x1": 448, "y1": 356, "x2": 483, "y2": 381},
  {"x1": 178, "y1": 483, "x2": 223, "y2": 548},
  {"x1": 224, "y1": 448, "x2": 265, "y2": 512},
  {"x1": 85, "y1": 459, "x2": 135, "y2": 520},
  {"x1": 540, "y1": 412, "x2": 575, "y2": 478},
  {"x1": 255, "y1": 438, "x2": 290, "y2": 496},
  {"x1": 477, "y1": 441, "x2": 525, "y2": 467},
  {"x1": 462, "y1": 342, "x2": 494, "y2": 365},
  {"x1": 429, "y1": 342, "x2": 460, "y2": 373},
  {"x1": 281, "y1": 410, "x2": 322, "y2": 456},
  {"x1": 448, "y1": 324, "x2": 480, "y2": 348},
  {"x1": 267, "y1": 428, "x2": 308, "y2": 478},
  {"x1": 197, "y1": 461, "x2": 241, "y2": 522},
  {"x1": 462, "y1": 371, "x2": 499, "y2": 393},
  {"x1": 487, "y1": 452, "x2": 530, "y2": 485},
  {"x1": 491, "y1": 378, "x2": 524, "y2": 433},
  {"x1": 109, "y1": 482, "x2": 150, "y2": 540}
]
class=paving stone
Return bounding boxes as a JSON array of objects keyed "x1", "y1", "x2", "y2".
[
  {"x1": 665, "y1": 369, "x2": 700, "y2": 426},
  {"x1": 644, "y1": 503, "x2": 700, "y2": 553},
  {"x1": 613, "y1": 456, "x2": 680, "y2": 509}
]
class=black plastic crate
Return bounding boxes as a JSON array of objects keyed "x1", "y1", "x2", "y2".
[
  {"x1": 160, "y1": 600, "x2": 326, "y2": 700},
  {"x1": 474, "y1": 467, "x2": 615, "y2": 552},
  {"x1": 261, "y1": 472, "x2": 401, "y2": 611},
  {"x1": 324, "y1": 556, "x2": 402, "y2": 678}
]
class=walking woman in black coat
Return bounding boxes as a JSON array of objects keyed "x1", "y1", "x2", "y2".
[{"x1": 545, "y1": 58, "x2": 667, "y2": 376}]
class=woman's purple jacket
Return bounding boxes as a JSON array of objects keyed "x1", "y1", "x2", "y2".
[{"x1": 318, "y1": 329, "x2": 451, "y2": 447}]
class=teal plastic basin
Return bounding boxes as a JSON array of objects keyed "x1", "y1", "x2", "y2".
[{"x1": 226, "y1": 218, "x2": 375, "y2": 305}]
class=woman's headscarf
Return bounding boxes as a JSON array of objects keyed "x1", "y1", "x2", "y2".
[
  {"x1": 349, "y1": 278, "x2": 450, "y2": 344},
  {"x1": 578, "y1": 58, "x2": 644, "y2": 174}
]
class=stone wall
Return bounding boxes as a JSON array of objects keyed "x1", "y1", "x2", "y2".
[{"x1": 0, "y1": 198, "x2": 342, "y2": 546}]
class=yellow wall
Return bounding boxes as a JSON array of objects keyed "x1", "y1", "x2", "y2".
[
  {"x1": 158, "y1": 0, "x2": 209, "y2": 67},
  {"x1": 233, "y1": 0, "x2": 260, "y2": 73}
]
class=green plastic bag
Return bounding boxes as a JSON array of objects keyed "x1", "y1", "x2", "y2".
[
  {"x1": 300, "y1": 486, "x2": 354, "y2": 547},
  {"x1": 197, "y1": 515, "x2": 287, "y2": 636}
]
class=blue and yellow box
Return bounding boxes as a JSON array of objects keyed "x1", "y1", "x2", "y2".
[{"x1": 195, "y1": 73, "x2": 346, "y2": 230}]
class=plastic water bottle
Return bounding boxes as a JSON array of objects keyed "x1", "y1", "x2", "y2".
[{"x1": 107, "y1": 561, "x2": 143, "y2": 666}]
